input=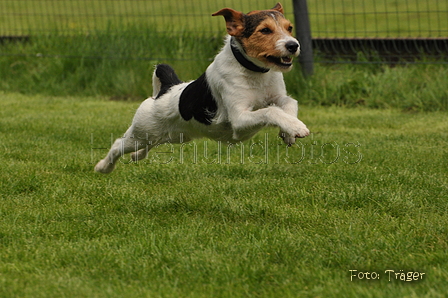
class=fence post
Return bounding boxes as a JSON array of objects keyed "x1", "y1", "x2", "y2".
[{"x1": 292, "y1": 0, "x2": 313, "y2": 77}]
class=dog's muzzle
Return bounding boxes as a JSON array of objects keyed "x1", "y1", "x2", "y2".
[{"x1": 285, "y1": 41, "x2": 299, "y2": 54}]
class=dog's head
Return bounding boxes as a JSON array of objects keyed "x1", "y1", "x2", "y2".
[{"x1": 213, "y1": 2, "x2": 300, "y2": 72}]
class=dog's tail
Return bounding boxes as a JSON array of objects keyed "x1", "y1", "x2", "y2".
[{"x1": 152, "y1": 64, "x2": 182, "y2": 99}]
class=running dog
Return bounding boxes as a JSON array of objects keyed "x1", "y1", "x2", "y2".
[{"x1": 95, "y1": 2, "x2": 310, "y2": 173}]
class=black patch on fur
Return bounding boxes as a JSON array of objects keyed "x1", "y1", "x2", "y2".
[
  {"x1": 243, "y1": 14, "x2": 268, "y2": 38},
  {"x1": 179, "y1": 73, "x2": 217, "y2": 125},
  {"x1": 242, "y1": 11, "x2": 283, "y2": 38},
  {"x1": 155, "y1": 64, "x2": 182, "y2": 99}
]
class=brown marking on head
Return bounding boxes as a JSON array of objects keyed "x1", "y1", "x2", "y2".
[
  {"x1": 213, "y1": 3, "x2": 300, "y2": 72},
  {"x1": 246, "y1": 2, "x2": 284, "y2": 17},
  {"x1": 211, "y1": 8, "x2": 245, "y2": 36}
]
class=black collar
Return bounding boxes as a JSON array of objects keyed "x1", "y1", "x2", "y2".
[{"x1": 230, "y1": 37, "x2": 270, "y2": 73}]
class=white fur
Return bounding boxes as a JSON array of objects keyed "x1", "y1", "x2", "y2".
[{"x1": 95, "y1": 36, "x2": 309, "y2": 174}]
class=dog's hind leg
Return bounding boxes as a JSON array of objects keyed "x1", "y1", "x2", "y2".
[
  {"x1": 94, "y1": 127, "x2": 152, "y2": 174},
  {"x1": 131, "y1": 148, "x2": 148, "y2": 161}
]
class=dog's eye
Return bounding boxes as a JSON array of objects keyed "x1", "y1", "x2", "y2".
[
  {"x1": 260, "y1": 28, "x2": 273, "y2": 34},
  {"x1": 287, "y1": 26, "x2": 293, "y2": 33}
]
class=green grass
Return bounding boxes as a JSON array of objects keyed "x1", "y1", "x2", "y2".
[
  {"x1": 1, "y1": 0, "x2": 446, "y2": 37},
  {"x1": 1, "y1": 29, "x2": 448, "y2": 111},
  {"x1": 1, "y1": 92, "x2": 447, "y2": 297},
  {"x1": 1, "y1": 2, "x2": 447, "y2": 296},
  {"x1": 1, "y1": 1, "x2": 447, "y2": 112},
  {"x1": 0, "y1": 28, "x2": 220, "y2": 99}
]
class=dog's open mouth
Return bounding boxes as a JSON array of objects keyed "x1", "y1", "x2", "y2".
[{"x1": 266, "y1": 56, "x2": 293, "y2": 68}]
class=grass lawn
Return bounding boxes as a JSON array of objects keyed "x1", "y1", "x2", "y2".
[{"x1": 0, "y1": 92, "x2": 447, "y2": 297}]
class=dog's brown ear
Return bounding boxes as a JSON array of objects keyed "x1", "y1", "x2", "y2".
[
  {"x1": 212, "y1": 8, "x2": 245, "y2": 37},
  {"x1": 271, "y1": 3, "x2": 284, "y2": 15}
]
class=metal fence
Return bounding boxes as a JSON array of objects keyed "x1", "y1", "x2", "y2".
[
  {"x1": 306, "y1": 0, "x2": 448, "y2": 66},
  {"x1": 1, "y1": 0, "x2": 447, "y2": 64},
  {"x1": 1, "y1": 0, "x2": 286, "y2": 35}
]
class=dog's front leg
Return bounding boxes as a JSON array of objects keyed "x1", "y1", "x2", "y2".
[
  {"x1": 275, "y1": 96, "x2": 309, "y2": 145},
  {"x1": 230, "y1": 105, "x2": 309, "y2": 143}
]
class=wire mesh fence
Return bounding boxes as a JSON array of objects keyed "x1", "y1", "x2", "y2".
[
  {"x1": 1, "y1": 0, "x2": 447, "y2": 63},
  {"x1": 0, "y1": 0, "x2": 286, "y2": 35},
  {"x1": 1, "y1": 0, "x2": 447, "y2": 37},
  {"x1": 309, "y1": 0, "x2": 448, "y2": 38},
  {"x1": 306, "y1": 0, "x2": 448, "y2": 63}
]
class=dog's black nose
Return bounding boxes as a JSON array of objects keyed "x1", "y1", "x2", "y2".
[{"x1": 285, "y1": 41, "x2": 299, "y2": 54}]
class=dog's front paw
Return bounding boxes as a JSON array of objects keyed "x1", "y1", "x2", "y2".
[
  {"x1": 294, "y1": 124, "x2": 310, "y2": 138},
  {"x1": 279, "y1": 132, "x2": 296, "y2": 146},
  {"x1": 280, "y1": 123, "x2": 310, "y2": 145}
]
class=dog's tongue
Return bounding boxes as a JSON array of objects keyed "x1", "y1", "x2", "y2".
[{"x1": 281, "y1": 57, "x2": 292, "y2": 63}]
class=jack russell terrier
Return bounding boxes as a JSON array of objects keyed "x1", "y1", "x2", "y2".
[{"x1": 95, "y1": 2, "x2": 310, "y2": 173}]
